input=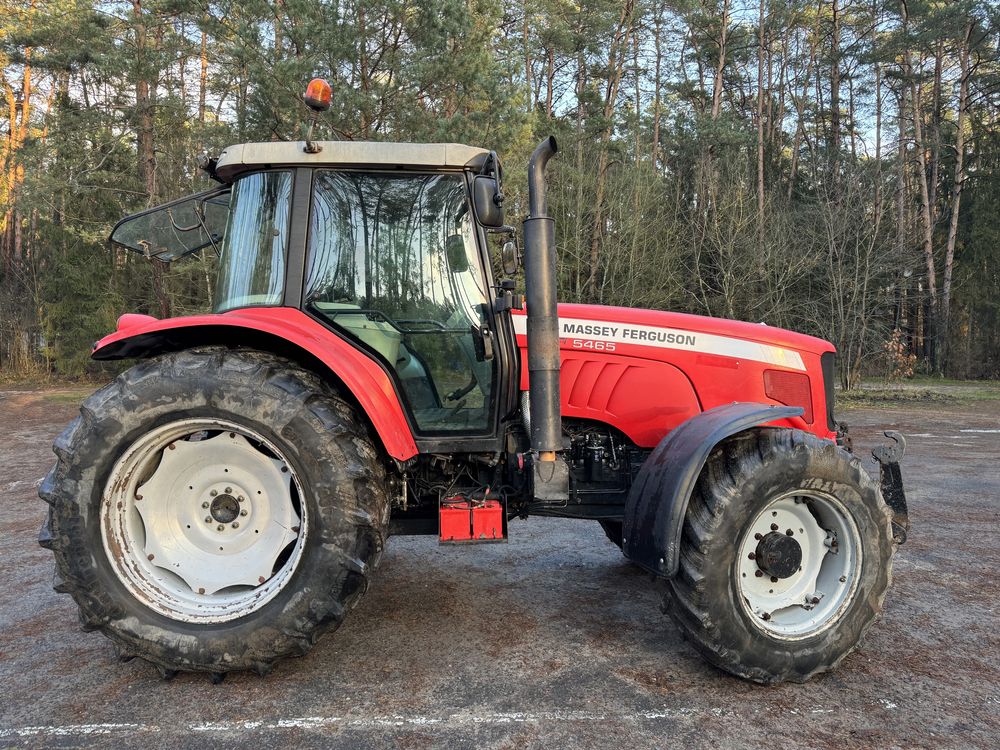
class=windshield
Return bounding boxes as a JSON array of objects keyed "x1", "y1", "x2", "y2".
[
  {"x1": 109, "y1": 189, "x2": 229, "y2": 262},
  {"x1": 213, "y1": 171, "x2": 293, "y2": 312}
]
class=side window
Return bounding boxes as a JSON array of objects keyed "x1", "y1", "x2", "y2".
[
  {"x1": 214, "y1": 171, "x2": 293, "y2": 312},
  {"x1": 305, "y1": 171, "x2": 495, "y2": 434}
]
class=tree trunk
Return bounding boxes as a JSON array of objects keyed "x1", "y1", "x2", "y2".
[
  {"x1": 900, "y1": 2, "x2": 936, "y2": 366},
  {"x1": 830, "y1": 0, "x2": 841, "y2": 168},
  {"x1": 941, "y1": 21, "x2": 974, "y2": 371},
  {"x1": 198, "y1": 26, "x2": 208, "y2": 124},
  {"x1": 711, "y1": 0, "x2": 730, "y2": 120},
  {"x1": 756, "y1": 0, "x2": 766, "y2": 226}
]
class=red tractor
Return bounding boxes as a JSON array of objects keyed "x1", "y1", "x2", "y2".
[{"x1": 38, "y1": 80, "x2": 908, "y2": 684}]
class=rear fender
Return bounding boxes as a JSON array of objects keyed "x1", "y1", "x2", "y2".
[
  {"x1": 622, "y1": 402, "x2": 804, "y2": 577},
  {"x1": 92, "y1": 307, "x2": 419, "y2": 461}
]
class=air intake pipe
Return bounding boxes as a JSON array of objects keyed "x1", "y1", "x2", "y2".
[{"x1": 522, "y1": 136, "x2": 561, "y2": 461}]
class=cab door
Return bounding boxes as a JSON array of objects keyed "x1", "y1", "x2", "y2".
[{"x1": 303, "y1": 170, "x2": 500, "y2": 438}]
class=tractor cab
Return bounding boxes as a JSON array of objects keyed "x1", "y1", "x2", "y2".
[{"x1": 110, "y1": 139, "x2": 518, "y2": 441}]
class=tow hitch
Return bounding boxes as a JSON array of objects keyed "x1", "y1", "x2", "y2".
[{"x1": 873, "y1": 431, "x2": 909, "y2": 544}]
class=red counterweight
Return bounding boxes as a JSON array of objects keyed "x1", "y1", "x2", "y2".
[
  {"x1": 439, "y1": 498, "x2": 473, "y2": 542},
  {"x1": 472, "y1": 500, "x2": 503, "y2": 541},
  {"x1": 439, "y1": 496, "x2": 506, "y2": 543}
]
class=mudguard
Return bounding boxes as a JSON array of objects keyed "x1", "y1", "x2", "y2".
[
  {"x1": 91, "y1": 307, "x2": 419, "y2": 461},
  {"x1": 622, "y1": 402, "x2": 804, "y2": 577}
]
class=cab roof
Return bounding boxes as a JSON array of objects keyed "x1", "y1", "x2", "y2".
[{"x1": 215, "y1": 140, "x2": 490, "y2": 182}]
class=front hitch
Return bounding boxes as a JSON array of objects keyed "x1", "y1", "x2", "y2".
[{"x1": 872, "y1": 431, "x2": 909, "y2": 544}]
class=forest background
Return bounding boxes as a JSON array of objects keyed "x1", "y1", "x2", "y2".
[{"x1": 1, "y1": 0, "x2": 998, "y2": 386}]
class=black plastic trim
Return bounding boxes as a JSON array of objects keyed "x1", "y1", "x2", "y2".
[
  {"x1": 283, "y1": 168, "x2": 314, "y2": 309},
  {"x1": 821, "y1": 351, "x2": 837, "y2": 432}
]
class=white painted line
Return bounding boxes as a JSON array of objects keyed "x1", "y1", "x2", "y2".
[
  {"x1": 5, "y1": 705, "x2": 845, "y2": 739},
  {"x1": 0, "y1": 723, "x2": 160, "y2": 739},
  {"x1": 959, "y1": 429, "x2": 1000, "y2": 433}
]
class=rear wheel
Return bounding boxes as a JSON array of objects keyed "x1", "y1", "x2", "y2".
[
  {"x1": 39, "y1": 348, "x2": 390, "y2": 677},
  {"x1": 664, "y1": 428, "x2": 894, "y2": 683}
]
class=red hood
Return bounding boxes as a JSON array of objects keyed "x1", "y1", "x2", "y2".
[{"x1": 554, "y1": 303, "x2": 835, "y2": 356}]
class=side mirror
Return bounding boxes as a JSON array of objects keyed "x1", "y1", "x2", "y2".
[
  {"x1": 472, "y1": 175, "x2": 504, "y2": 228},
  {"x1": 501, "y1": 239, "x2": 520, "y2": 275}
]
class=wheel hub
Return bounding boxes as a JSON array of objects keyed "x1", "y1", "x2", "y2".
[
  {"x1": 210, "y1": 493, "x2": 240, "y2": 524},
  {"x1": 755, "y1": 532, "x2": 802, "y2": 579}
]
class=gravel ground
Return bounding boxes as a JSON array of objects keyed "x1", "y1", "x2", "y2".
[{"x1": 1, "y1": 387, "x2": 998, "y2": 749}]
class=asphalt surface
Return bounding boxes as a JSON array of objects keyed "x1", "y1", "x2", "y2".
[{"x1": 1, "y1": 388, "x2": 998, "y2": 749}]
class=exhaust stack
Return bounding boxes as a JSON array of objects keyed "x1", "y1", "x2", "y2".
[{"x1": 522, "y1": 136, "x2": 561, "y2": 462}]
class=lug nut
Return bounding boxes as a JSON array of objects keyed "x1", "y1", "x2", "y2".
[
  {"x1": 754, "y1": 533, "x2": 762, "y2": 540},
  {"x1": 210, "y1": 489, "x2": 218, "y2": 497},
  {"x1": 204, "y1": 516, "x2": 212, "y2": 523},
  {"x1": 771, "y1": 576, "x2": 778, "y2": 583},
  {"x1": 761, "y1": 612, "x2": 771, "y2": 621},
  {"x1": 748, "y1": 552, "x2": 756, "y2": 560},
  {"x1": 755, "y1": 570, "x2": 764, "y2": 578},
  {"x1": 237, "y1": 496, "x2": 244, "y2": 503},
  {"x1": 217, "y1": 524, "x2": 224, "y2": 531},
  {"x1": 202, "y1": 501, "x2": 209, "y2": 509},
  {"x1": 225, "y1": 487, "x2": 232, "y2": 494},
  {"x1": 232, "y1": 522, "x2": 239, "y2": 529},
  {"x1": 240, "y1": 509, "x2": 248, "y2": 517},
  {"x1": 811, "y1": 596, "x2": 821, "y2": 604},
  {"x1": 786, "y1": 529, "x2": 794, "y2": 536},
  {"x1": 770, "y1": 523, "x2": 779, "y2": 531}
]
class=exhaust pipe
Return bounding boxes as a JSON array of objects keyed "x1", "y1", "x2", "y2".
[{"x1": 523, "y1": 136, "x2": 561, "y2": 462}]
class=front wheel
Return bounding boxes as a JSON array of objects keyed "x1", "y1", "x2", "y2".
[
  {"x1": 664, "y1": 428, "x2": 895, "y2": 683},
  {"x1": 39, "y1": 348, "x2": 390, "y2": 677}
]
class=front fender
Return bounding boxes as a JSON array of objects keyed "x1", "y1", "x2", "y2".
[
  {"x1": 92, "y1": 307, "x2": 419, "y2": 461},
  {"x1": 622, "y1": 402, "x2": 804, "y2": 577}
]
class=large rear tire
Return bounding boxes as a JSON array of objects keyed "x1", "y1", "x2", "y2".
[
  {"x1": 38, "y1": 348, "x2": 390, "y2": 677},
  {"x1": 664, "y1": 428, "x2": 895, "y2": 683}
]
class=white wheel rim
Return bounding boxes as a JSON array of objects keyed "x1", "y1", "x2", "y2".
[
  {"x1": 101, "y1": 418, "x2": 308, "y2": 623},
  {"x1": 735, "y1": 490, "x2": 861, "y2": 639}
]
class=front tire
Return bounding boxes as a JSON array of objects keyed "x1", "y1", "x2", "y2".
[
  {"x1": 39, "y1": 348, "x2": 390, "y2": 676},
  {"x1": 664, "y1": 428, "x2": 894, "y2": 683}
]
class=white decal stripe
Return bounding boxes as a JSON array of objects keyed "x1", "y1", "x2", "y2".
[{"x1": 511, "y1": 315, "x2": 805, "y2": 371}]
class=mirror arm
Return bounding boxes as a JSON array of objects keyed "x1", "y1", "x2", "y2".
[{"x1": 486, "y1": 224, "x2": 516, "y2": 235}]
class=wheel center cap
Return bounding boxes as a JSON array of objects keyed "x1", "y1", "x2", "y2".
[
  {"x1": 755, "y1": 532, "x2": 802, "y2": 579},
  {"x1": 210, "y1": 494, "x2": 240, "y2": 524}
]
